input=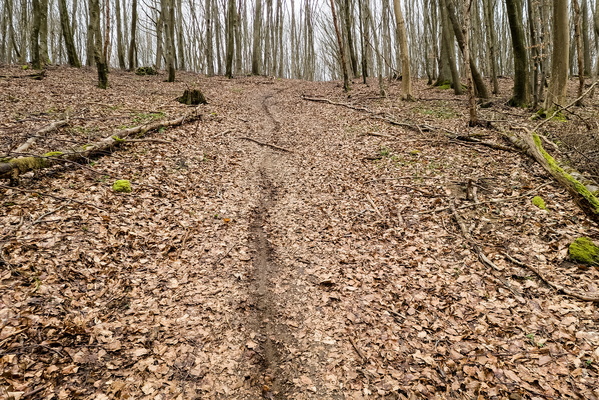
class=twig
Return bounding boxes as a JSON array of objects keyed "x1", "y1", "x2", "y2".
[
  {"x1": 366, "y1": 193, "x2": 385, "y2": 219},
  {"x1": 0, "y1": 184, "x2": 107, "y2": 211},
  {"x1": 533, "y1": 80, "x2": 599, "y2": 132},
  {"x1": 503, "y1": 252, "x2": 599, "y2": 302},
  {"x1": 450, "y1": 202, "x2": 525, "y2": 303},
  {"x1": 122, "y1": 138, "x2": 173, "y2": 144},
  {"x1": 348, "y1": 336, "x2": 367, "y2": 362},
  {"x1": 238, "y1": 136, "x2": 293, "y2": 153},
  {"x1": 32, "y1": 204, "x2": 69, "y2": 225}
]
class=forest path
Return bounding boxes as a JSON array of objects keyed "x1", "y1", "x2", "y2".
[{"x1": 1, "y1": 70, "x2": 598, "y2": 400}]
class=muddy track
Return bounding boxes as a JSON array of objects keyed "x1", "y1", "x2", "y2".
[{"x1": 248, "y1": 91, "x2": 295, "y2": 399}]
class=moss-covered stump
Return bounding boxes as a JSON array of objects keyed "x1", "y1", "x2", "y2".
[
  {"x1": 135, "y1": 67, "x2": 157, "y2": 76},
  {"x1": 177, "y1": 89, "x2": 207, "y2": 105},
  {"x1": 113, "y1": 180, "x2": 132, "y2": 193},
  {"x1": 569, "y1": 237, "x2": 599, "y2": 266}
]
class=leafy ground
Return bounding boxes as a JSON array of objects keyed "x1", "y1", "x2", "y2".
[{"x1": 1, "y1": 66, "x2": 599, "y2": 399}]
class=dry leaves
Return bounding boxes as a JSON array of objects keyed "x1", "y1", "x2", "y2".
[{"x1": 0, "y1": 67, "x2": 598, "y2": 399}]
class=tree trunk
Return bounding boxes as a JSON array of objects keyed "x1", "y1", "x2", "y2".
[
  {"x1": 128, "y1": 0, "x2": 137, "y2": 70},
  {"x1": 30, "y1": 0, "x2": 41, "y2": 69},
  {"x1": 205, "y1": 0, "x2": 215, "y2": 75},
  {"x1": 461, "y1": 0, "x2": 478, "y2": 124},
  {"x1": 573, "y1": 0, "x2": 584, "y2": 105},
  {"x1": 225, "y1": 0, "x2": 235, "y2": 77},
  {"x1": 89, "y1": 0, "x2": 108, "y2": 88},
  {"x1": 39, "y1": 0, "x2": 49, "y2": 64},
  {"x1": 330, "y1": 0, "x2": 350, "y2": 91},
  {"x1": 58, "y1": 0, "x2": 81, "y2": 67},
  {"x1": 115, "y1": 0, "x2": 126, "y2": 69},
  {"x1": 505, "y1": 0, "x2": 530, "y2": 106},
  {"x1": 544, "y1": 0, "x2": 569, "y2": 112},
  {"x1": 392, "y1": 0, "x2": 413, "y2": 100},
  {"x1": 164, "y1": 0, "x2": 176, "y2": 81},
  {"x1": 19, "y1": 0, "x2": 28, "y2": 64},
  {"x1": 176, "y1": 0, "x2": 185, "y2": 70},
  {"x1": 483, "y1": 0, "x2": 499, "y2": 94},
  {"x1": 582, "y1": 0, "x2": 591, "y2": 76},
  {"x1": 439, "y1": 0, "x2": 462, "y2": 94},
  {"x1": 343, "y1": 0, "x2": 358, "y2": 77},
  {"x1": 252, "y1": 0, "x2": 262, "y2": 74}
]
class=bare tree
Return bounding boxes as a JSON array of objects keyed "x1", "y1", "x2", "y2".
[{"x1": 330, "y1": 0, "x2": 350, "y2": 91}]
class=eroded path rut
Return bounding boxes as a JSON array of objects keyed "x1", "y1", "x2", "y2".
[{"x1": 3, "y1": 72, "x2": 599, "y2": 400}]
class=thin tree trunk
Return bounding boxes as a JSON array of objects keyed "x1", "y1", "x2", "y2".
[
  {"x1": 115, "y1": 0, "x2": 126, "y2": 69},
  {"x1": 582, "y1": 0, "x2": 591, "y2": 76},
  {"x1": 19, "y1": 0, "x2": 28, "y2": 64},
  {"x1": 343, "y1": 0, "x2": 358, "y2": 77},
  {"x1": 176, "y1": 0, "x2": 185, "y2": 69},
  {"x1": 164, "y1": 0, "x2": 176, "y2": 81},
  {"x1": 439, "y1": 0, "x2": 462, "y2": 94},
  {"x1": 205, "y1": 0, "x2": 214, "y2": 75},
  {"x1": 483, "y1": 0, "x2": 499, "y2": 94},
  {"x1": 128, "y1": 0, "x2": 138, "y2": 70},
  {"x1": 461, "y1": 0, "x2": 478, "y2": 124},
  {"x1": 225, "y1": 0, "x2": 235, "y2": 77},
  {"x1": 445, "y1": 0, "x2": 489, "y2": 98},
  {"x1": 573, "y1": 0, "x2": 584, "y2": 105}
]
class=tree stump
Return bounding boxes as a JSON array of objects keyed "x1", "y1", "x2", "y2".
[{"x1": 177, "y1": 89, "x2": 207, "y2": 105}]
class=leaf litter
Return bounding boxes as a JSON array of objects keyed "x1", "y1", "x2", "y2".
[{"x1": 0, "y1": 67, "x2": 598, "y2": 399}]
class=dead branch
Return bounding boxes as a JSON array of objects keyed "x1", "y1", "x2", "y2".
[
  {"x1": 422, "y1": 182, "x2": 552, "y2": 214},
  {"x1": 503, "y1": 252, "x2": 599, "y2": 303},
  {"x1": 0, "y1": 120, "x2": 68, "y2": 159},
  {"x1": 238, "y1": 136, "x2": 293, "y2": 153},
  {"x1": 0, "y1": 70, "x2": 46, "y2": 80},
  {"x1": 303, "y1": 96, "x2": 516, "y2": 152},
  {"x1": 450, "y1": 202, "x2": 526, "y2": 303},
  {"x1": 0, "y1": 109, "x2": 202, "y2": 183}
]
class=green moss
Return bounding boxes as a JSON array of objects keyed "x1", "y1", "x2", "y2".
[
  {"x1": 568, "y1": 237, "x2": 599, "y2": 266},
  {"x1": 409, "y1": 150, "x2": 421, "y2": 156},
  {"x1": 9, "y1": 156, "x2": 48, "y2": 172},
  {"x1": 111, "y1": 136, "x2": 126, "y2": 143},
  {"x1": 532, "y1": 133, "x2": 599, "y2": 215},
  {"x1": 82, "y1": 144, "x2": 94, "y2": 150},
  {"x1": 532, "y1": 196, "x2": 547, "y2": 210},
  {"x1": 43, "y1": 151, "x2": 64, "y2": 157},
  {"x1": 112, "y1": 179, "x2": 132, "y2": 193},
  {"x1": 438, "y1": 83, "x2": 451, "y2": 90}
]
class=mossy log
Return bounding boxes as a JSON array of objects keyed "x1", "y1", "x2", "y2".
[
  {"x1": 0, "y1": 111, "x2": 201, "y2": 184},
  {"x1": 506, "y1": 129, "x2": 599, "y2": 222}
]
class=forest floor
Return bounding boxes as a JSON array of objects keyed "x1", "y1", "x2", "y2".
[{"x1": 1, "y1": 66, "x2": 599, "y2": 400}]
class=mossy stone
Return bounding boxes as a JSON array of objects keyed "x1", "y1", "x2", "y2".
[
  {"x1": 113, "y1": 179, "x2": 132, "y2": 193},
  {"x1": 532, "y1": 196, "x2": 548, "y2": 210},
  {"x1": 568, "y1": 237, "x2": 599, "y2": 266}
]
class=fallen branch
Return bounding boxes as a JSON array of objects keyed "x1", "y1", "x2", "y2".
[
  {"x1": 238, "y1": 136, "x2": 293, "y2": 153},
  {"x1": 303, "y1": 96, "x2": 515, "y2": 152},
  {"x1": 505, "y1": 127, "x2": 599, "y2": 222},
  {"x1": 9, "y1": 120, "x2": 68, "y2": 156},
  {"x1": 503, "y1": 253, "x2": 599, "y2": 303},
  {"x1": 0, "y1": 110, "x2": 201, "y2": 184},
  {"x1": 450, "y1": 202, "x2": 526, "y2": 303},
  {"x1": 421, "y1": 182, "x2": 552, "y2": 214},
  {"x1": 0, "y1": 70, "x2": 46, "y2": 80}
]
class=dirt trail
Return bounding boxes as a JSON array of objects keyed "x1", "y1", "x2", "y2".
[{"x1": 1, "y1": 70, "x2": 599, "y2": 399}]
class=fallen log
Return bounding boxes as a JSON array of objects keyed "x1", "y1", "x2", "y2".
[
  {"x1": 506, "y1": 127, "x2": 599, "y2": 223},
  {"x1": 0, "y1": 111, "x2": 201, "y2": 184},
  {"x1": 1, "y1": 120, "x2": 68, "y2": 158}
]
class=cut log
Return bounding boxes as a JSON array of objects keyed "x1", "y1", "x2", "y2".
[
  {"x1": 506, "y1": 128, "x2": 599, "y2": 222},
  {"x1": 0, "y1": 110, "x2": 201, "y2": 184}
]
